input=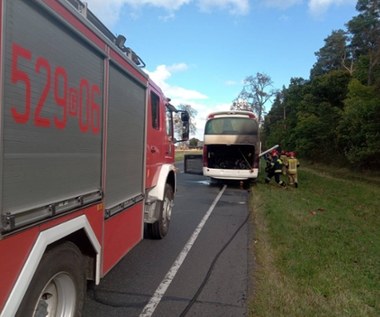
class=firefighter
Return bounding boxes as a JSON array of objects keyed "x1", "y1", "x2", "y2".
[
  {"x1": 264, "y1": 152, "x2": 273, "y2": 176},
  {"x1": 286, "y1": 152, "x2": 300, "y2": 188},
  {"x1": 280, "y1": 150, "x2": 288, "y2": 176},
  {"x1": 265, "y1": 150, "x2": 285, "y2": 186}
]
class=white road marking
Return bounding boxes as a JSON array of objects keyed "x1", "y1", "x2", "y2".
[{"x1": 139, "y1": 185, "x2": 227, "y2": 317}]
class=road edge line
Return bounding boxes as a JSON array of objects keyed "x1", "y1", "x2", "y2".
[{"x1": 139, "y1": 184, "x2": 227, "y2": 317}]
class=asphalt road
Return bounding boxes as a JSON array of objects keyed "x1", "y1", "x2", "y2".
[{"x1": 83, "y1": 164, "x2": 251, "y2": 317}]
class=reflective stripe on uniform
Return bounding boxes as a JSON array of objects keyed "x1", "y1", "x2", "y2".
[{"x1": 288, "y1": 158, "x2": 298, "y2": 174}]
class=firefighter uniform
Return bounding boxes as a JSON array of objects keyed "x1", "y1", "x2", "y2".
[
  {"x1": 280, "y1": 151, "x2": 288, "y2": 176},
  {"x1": 265, "y1": 151, "x2": 285, "y2": 186},
  {"x1": 286, "y1": 152, "x2": 300, "y2": 187}
]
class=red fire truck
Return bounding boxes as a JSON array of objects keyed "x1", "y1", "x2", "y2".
[{"x1": 0, "y1": 0, "x2": 189, "y2": 315}]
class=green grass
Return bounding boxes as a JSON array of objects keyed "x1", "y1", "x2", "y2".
[
  {"x1": 175, "y1": 149, "x2": 202, "y2": 162},
  {"x1": 249, "y1": 161, "x2": 380, "y2": 317}
]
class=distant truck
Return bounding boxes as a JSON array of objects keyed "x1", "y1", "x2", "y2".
[
  {"x1": 202, "y1": 111, "x2": 260, "y2": 181},
  {"x1": 0, "y1": 0, "x2": 189, "y2": 316}
]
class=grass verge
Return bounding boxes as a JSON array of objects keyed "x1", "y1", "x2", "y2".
[
  {"x1": 175, "y1": 149, "x2": 202, "y2": 162},
  {"x1": 249, "y1": 162, "x2": 380, "y2": 317}
]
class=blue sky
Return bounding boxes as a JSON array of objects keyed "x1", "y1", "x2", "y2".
[{"x1": 84, "y1": 0, "x2": 357, "y2": 139}]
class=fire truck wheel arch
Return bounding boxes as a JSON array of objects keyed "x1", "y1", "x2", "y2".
[
  {"x1": 16, "y1": 241, "x2": 86, "y2": 317},
  {"x1": 147, "y1": 164, "x2": 176, "y2": 201},
  {"x1": 146, "y1": 183, "x2": 174, "y2": 239},
  {"x1": 2, "y1": 215, "x2": 101, "y2": 317}
]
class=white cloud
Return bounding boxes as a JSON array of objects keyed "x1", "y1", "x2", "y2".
[
  {"x1": 190, "y1": 101, "x2": 231, "y2": 139},
  {"x1": 84, "y1": 0, "x2": 191, "y2": 26},
  {"x1": 85, "y1": 0, "x2": 356, "y2": 26},
  {"x1": 186, "y1": 101, "x2": 240, "y2": 139},
  {"x1": 86, "y1": 0, "x2": 191, "y2": 11},
  {"x1": 131, "y1": 0, "x2": 191, "y2": 9},
  {"x1": 167, "y1": 63, "x2": 189, "y2": 73},
  {"x1": 198, "y1": 0, "x2": 250, "y2": 15},
  {"x1": 83, "y1": 0, "x2": 124, "y2": 25},
  {"x1": 308, "y1": 0, "x2": 356, "y2": 16},
  {"x1": 84, "y1": 0, "x2": 249, "y2": 26},
  {"x1": 145, "y1": 64, "x2": 233, "y2": 140},
  {"x1": 260, "y1": 0, "x2": 355, "y2": 15},
  {"x1": 224, "y1": 80, "x2": 239, "y2": 86},
  {"x1": 145, "y1": 64, "x2": 208, "y2": 104},
  {"x1": 261, "y1": 0, "x2": 302, "y2": 10}
]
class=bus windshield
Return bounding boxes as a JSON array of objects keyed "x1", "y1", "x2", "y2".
[{"x1": 204, "y1": 117, "x2": 258, "y2": 135}]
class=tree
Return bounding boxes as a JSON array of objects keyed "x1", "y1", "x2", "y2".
[
  {"x1": 310, "y1": 30, "x2": 353, "y2": 78},
  {"x1": 262, "y1": 77, "x2": 309, "y2": 151},
  {"x1": 189, "y1": 137, "x2": 200, "y2": 148},
  {"x1": 310, "y1": 70, "x2": 351, "y2": 109},
  {"x1": 260, "y1": 1, "x2": 380, "y2": 169},
  {"x1": 231, "y1": 73, "x2": 278, "y2": 124},
  {"x1": 347, "y1": 0, "x2": 380, "y2": 85},
  {"x1": 230, "y1": 98, "x2": 252, "y2": 112},
  {"x1": 337, "y1": 79, "x2": 380, "y2": 167}
]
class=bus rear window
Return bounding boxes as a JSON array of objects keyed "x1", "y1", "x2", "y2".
[{"x1": 205, "y1": 118, "x2": 258, "y2": 135}]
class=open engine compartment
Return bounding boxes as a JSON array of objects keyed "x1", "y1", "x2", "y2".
[{"x1": 204, "y1": 144, "x2": 256, "y2": 169}]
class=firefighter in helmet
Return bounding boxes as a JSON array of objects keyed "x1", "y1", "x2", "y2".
[
  {"x1": 280, "y1": 150, "x2": 288, "y2": 176},
  {"x1": 265, "y1": 150, "x2": 285, "y2": 186},
  {"x1": 286, "y1": 152, "x2": 300, "y2": 188}
]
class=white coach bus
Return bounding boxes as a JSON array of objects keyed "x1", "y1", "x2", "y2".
[{"x1": 202, "y1": 111, "x2": 261, "y2": 181}]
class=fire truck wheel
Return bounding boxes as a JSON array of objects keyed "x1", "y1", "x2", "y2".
[
  {"x1": 147, "y1": 183, "x2": 174, "y2": 239},
  {"x1": 16, "y1": 241, "x2": 86, "y2": 317}
]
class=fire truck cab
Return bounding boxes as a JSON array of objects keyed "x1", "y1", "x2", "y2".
[{"x1": 0, "y1": 0, "x2": 189, "y2": 316}]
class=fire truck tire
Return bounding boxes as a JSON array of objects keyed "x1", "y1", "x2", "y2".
[
  {"x1": 16, "y1": 241, "x2": 86, "y2": 317},
  {"x1": 147, "y1": 183, "x2": 174, "y2": 239}
]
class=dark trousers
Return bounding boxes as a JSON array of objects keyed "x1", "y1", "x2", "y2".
[{"x1": 266, "y1": 171, "x2": 282, "y2": 184}]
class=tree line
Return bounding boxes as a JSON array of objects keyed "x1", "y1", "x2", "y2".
[{"x1": 240, "y1": 0, "x2": 380, "y2": 169}]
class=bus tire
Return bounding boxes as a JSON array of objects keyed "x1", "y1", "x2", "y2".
[
  {"x1": 16, "y1": 241, "x2": 86, "y2": 317},
  {"x1": 147, "y1": 184, "x2": 173, "y2": 239}
]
